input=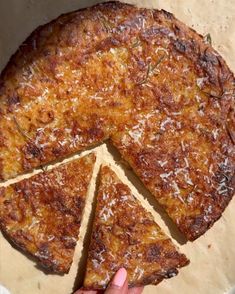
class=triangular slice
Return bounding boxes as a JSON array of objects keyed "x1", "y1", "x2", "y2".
[
  {"x1": 0, "y1": 153, "x2": 96, "y2": 273},
  {"x1": 84, "y1": 166, "x2": 189, "y2": 289}
]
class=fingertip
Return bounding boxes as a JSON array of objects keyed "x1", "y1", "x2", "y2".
[
  {"x1": 111, "y1": 268, "x2": 127, "y2": 288},
  {"x1": 74, "y1": 289, "x2": 98, "y2": 294},
  {"x1": 128, "y1": 286, "x2": 144, "y2": 294}
]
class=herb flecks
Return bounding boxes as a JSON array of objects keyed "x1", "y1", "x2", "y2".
[
  {"x1": 137, "y1": 54, "x2": 166, "y2": 85},
  {"x1": 13, "y1": 116, "x2": 32, "y2": 141},
  {"x1": 13, "y1": 115, "x2": 44, "y2": 159},
  {"x1": 97, "y1": 12, "x2": 113, "y2": 33},
  {"x1": 202, "y1": 90, "x2": 222, "y2": 99},
  {"x1": 204, "y1": 33, "x2": 212, "y2": 45},
  {"x1": 132, "y1": 38, "x2": 141, "y2": 48}
]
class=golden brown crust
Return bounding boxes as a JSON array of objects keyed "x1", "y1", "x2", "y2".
[
  {"x1": 0, "y1": 153, "x2": 96, "y2": 273},
  {"x1": 110, "y1": 6, "x2": 235, "y2": 240},
  {"x1": 83, "y1": 166, "x2": 189, "y2": 289},
  {"x1": 0, "y1": 1, "x2": 234, "y2": 240}
]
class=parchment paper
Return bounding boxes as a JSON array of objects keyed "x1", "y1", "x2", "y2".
[{"x1": 0, "y1": 1, "x2": 235, "y2": 294}]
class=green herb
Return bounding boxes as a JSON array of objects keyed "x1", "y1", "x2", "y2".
[
  {"x1": 13, "y1": 115, "x2": 43, "y2": 158},
  {"x1": 132, "y1": 38, "x2": 141, "y2": 48},
  {"x1": 202, "y1": 90, "x2": 222, "y2": 99},
  {"x1": 204, "y1": 33, "x2": 212, "y2": 45},
  {"x1": 137, "y1": 54, "x2": 166, "y2": 85},
  {"x1": 97, "y1": 12, "x2": 112, "y2": 33},
  {"x1": 13, "y1": 116, "x2": 32, "y2": 141}
]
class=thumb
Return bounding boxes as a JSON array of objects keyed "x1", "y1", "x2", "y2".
[{"x1": 105, "y1": 268, "x2": 128, "y2": 294}]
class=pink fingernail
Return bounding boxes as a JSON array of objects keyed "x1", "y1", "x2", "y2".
[{"x1": 112, "y1": 268, "x2": 127, "y2": 287}]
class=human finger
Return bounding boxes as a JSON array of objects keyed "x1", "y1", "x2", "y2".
[
  {"x1": 105, "y1": 268, "x2": 128, "y2": 294},
  {"x1": 128, "y1": 286, "x2": 144, "y2": 294}
]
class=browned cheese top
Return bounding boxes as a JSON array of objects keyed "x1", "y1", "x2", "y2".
[
  {"x1": 0, "y1": 153, "x2": 96, "y2": 273},
  {"x1": 84, "y1": 166, "x2": 189, "y2": 289},
  {"x1": 0, "y1": 1, "x2": 234, "y2": 240}
]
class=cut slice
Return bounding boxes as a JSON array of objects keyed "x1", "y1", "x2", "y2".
[
  {"x1": 0, "y1": 153, "x2": 96, "y2": 274},
  {"x1": 83, "y1": 166, "x2": 189, "y2": 289}
]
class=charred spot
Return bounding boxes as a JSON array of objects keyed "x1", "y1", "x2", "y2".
[
  {"x1": 164, "y1": 268, "x2": 178, "y2": 278},
  {"x1": 159, "y1": 92, "x2": 180, "y2": 111},
  {"x1": 164, "y1": 250, "x2": 178, "y2": 259},
  {"x1": 98, "y1": 36, "x2": 121, "y2": 52},
  {"x1": 214, "y1": 171, "x2": 229, "y2": 185},
  {"x1": 9, "y1": 209, "x2": 23, "y2": 222},
  {"x1": 200, "y1": 50, "x2": 218, "y2": 65},
  {"x1": 172, "y1": 23, "x2": 181, "y2": 33},
  {"x1": 13, "y1": 230, "x2": 34, "y2": 244},
  {"x1": 61, "y1": 236, "x2": 77, "y2": 249},
  {"x1": 174, "y1": 40, "x2": 187, "y2": 53},
  {"x1": 142, "y1": 27, "x2": 172, "y2": 39},
  {"x1": 37, "y1": 243, "x2": 51, "y2": 259},
  {"x1": 142, "y1": 218, "x2": 154, "y2": 226},
  {"x1": 7, "y1": 94, "x2": 20, "y2": 112},
  {"x1": 74, "y1": 197, "x2": 84, "y2": 210},
  {"x1": 108, "y1": 101, "x2": 122, "y2": 108},
  {"x1": 3, "y1": 199, "x2": 11, "y2": 205},
  {"x1": 52, "y1": 146, "x2": 66, "y2": 157},
  {"x1": 37, "y1": 109, "x2": 54, "y2": 124},
  {"x1": 216, "y1": 160, "x2": 233, "y2": 182},
  {"x1": 43, "y1": 49, "x2": 52, "y2": 57},
  {"x1": 71, "y1": 120, "x2": 82, "y2": 138},
  {"x1": 13, "y1": 182, "x2": 23, "y2": 194},
  {"x1": 146, "y1": 244, "x2": 162, "y2": 262},
  {"x1": 117, "y1": 214, "x2": 135, "y2": 229},
  {"x1": 23, "y1": 143, "x2": 42, "y2": 159},
  {"x1": 183, "y1": 214, "x2": 210, "y2": 240},
  {"x1": 192, "y1": 215, "x2": 204, "y2": 227},
  {"x1": 161, "y1": 9, "x2": 174, "y2": 19},
  {"x1": 100, "y1": 0, "x2": 129, "y2": 10},
  {"x1": 88, "y1": 126, "x2": 104, "y2": 139},
  {"x1": 48, "y1": 191, "x2": 74, "y2": 215},
  {"x1": 198, "y1": 49, "x2": 220, "y2": 85},
  {"x1": 142, "y1": 272, "x2": 163, "y2": 285},
  {"x1": 109, "y1": 37, "x2": 120, "y2": 47},
  {"x1": 91, "y1": 239, "x2": 106, "y2": 261}
]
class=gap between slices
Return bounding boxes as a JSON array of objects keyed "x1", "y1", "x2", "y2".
[
  {"x1": 0, "y1": 1, "x2": 234, "y2": 242},
  {"x1": 83, "y1": 165, "x2": 189, "y2": 289},
  {"x1": 0, "y1": 153, "x2": 96, "y2": 273}
]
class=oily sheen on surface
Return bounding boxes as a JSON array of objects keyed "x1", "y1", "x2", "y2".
[
  {"x1": 0, "y1": 1, "x2": 234, "y2": 240},
  {"x1": 84, "y1": 166, "x2": 189, "y2": 289},
  {"x1": 0, "y1": 153, "x2": 96, "y2": 273}
]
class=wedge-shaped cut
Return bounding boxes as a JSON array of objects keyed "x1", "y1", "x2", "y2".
[
  {"x1": 0, "y1": 153, "x2": 96, "y2": 273},
  {"x1": 83, "y1": 166, "x2": 189, "y2": 289}
]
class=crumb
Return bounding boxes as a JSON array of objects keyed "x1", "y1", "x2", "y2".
[{"x1": 208, "y1": 244, "x2": 211, "y2": 249}]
